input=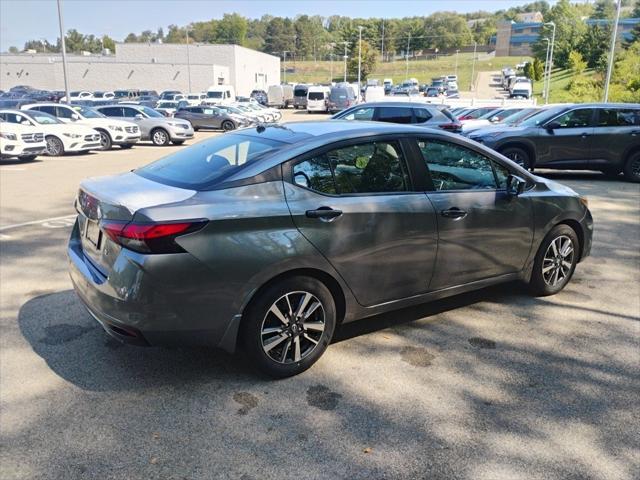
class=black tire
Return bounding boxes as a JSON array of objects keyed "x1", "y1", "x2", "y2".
[
  {"x1": 171, "y1": 140, "x2": 185, "y2": 145},
  {"x1": 623, "y1": 151, "x2": 640, "y2": 183},
  {"x1": 97, "y1": 130, "x2": 112, "y2": 150},
  {"x1": 20, "y1": 155, "x2": 37, "y2": 162},
  {"x1": 241, "y1": 276, "x2": 336, "y2": 378},
  {"x1": 221, "y1": 120, "x2": 236, "y2": 131},
  {"x1": 150, "y1": 128, "x2": 170, "y2": 146},
  {"x1": 529, "y1": 224, "x2": 580, "y2": 297},
  {"x1": 120, "y1": 144, "x2": 134, "y2": 149},
  {"x1": 193, "y1": 126, "x2": 199, "y2": 132},
  {"x1": 45, "y1": 135, "x2": 64, "y2": 156},
  {"x1": 500, "y1": 146, "x2": 531, "y2": 170}
]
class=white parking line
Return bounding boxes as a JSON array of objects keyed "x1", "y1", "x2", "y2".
[{"x1": 0, "y1": 214, "x2": 77, "y2": 232}]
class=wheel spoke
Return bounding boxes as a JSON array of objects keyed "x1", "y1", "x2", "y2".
[
  {"x1": 302, "y1": 301, "x2": 321, "y2": 320},
  {"x1": 552, "y1": 268, "x2": 560, "y2": 286},
  {"x1": 261, "y1": 326, "x2": 284, "y2": 335},
  {"x1": 303, "y1": 321, "x2": 325, "y2": 332},
  {"x1": 269, "y1": 304, "x2": 289, "y2": 325},
  {"x1": 303, "y1": 333, "x2": 319, "y2": 345},
  {"x1": 263, "y1": 333, "x2": 288, "y2": 353},
  {"x1": 279, "y1": 339, "x2": 292, "y2": 363},
  {"x1": 293, "y1": 336, "x2": 301, "y2": 362},
  {"x1": 295, "y1": 293, "x2": 312, "y2": 319},
  {"x1": 542, "y1": 265, "x2": 554, "y2": 274},
  {"x1": 550, "y1": 239, "x2": 559, "y2": 257},
  {"x1": 562, "y1": 260, "x2": 572, "y2": 270}
]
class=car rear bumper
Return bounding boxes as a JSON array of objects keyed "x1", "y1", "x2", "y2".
[{"x1": 67, "y1": 219, "x2": 240, "y2": 351}]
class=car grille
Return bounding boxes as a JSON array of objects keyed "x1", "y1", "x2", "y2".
[
  {"x1": 21, "y1": 133, "x2": 44, "y2": 143},
  {"x1": 85, "y1": 134, "x2": 100, "y2": 142},
  {"x1": 125, "y1": 126, "x2": 139, "y2": 134}
]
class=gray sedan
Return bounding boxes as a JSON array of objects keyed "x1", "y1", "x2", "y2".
[
  {"x1": 68, "y1": 121, "x2": 592, "y2": 378},
  {"x1": 174, "y1": 106, "x2": 250, "y2": 131}
]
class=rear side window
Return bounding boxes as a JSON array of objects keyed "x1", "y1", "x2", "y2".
[
  {"x1": 35, "y1": 105, "x2": 57, "y2": 116},
  {"x1": 293, "y1": 141, "x2": 409, "y2": 195},
  {"x1": 376, "y1": 107, "x2": 413, "y2": 124},
  {"x1": 137, "y1": 133, "x2": 283, "y2": 189},
  {"x1": 100, "y1": 107, "x2": 122, "y2": 117},
  {"x1": 341, "y1": 107, "x2": 374, "y2": 121},
  {"x1": 413, "y1": 108, "x2": 433, "y2": 123},
  {"x1": 597, "y1": 108, "x2": 640, "y2": 127},
  {"x1": 418, "y1": 139, "x2": 497, "y2": 191}
]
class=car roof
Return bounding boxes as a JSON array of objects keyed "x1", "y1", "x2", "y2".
[{"x1": 345, "y1": 101, "x2": 441, "y2": 109}]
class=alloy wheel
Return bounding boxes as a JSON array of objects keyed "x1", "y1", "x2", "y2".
[
  {"x1": 542, "y1": 235, "x2": 574, "y2": 287},
  {"x1": 260, "y1": 291, "x2": 325, "y2": 364},
  {"x1": 46, "y1": 137, "x2": 62, "y2": 156},
  {"x1": 153, "y1": 130, "x2": 168, "y2": 145},
  {"x1": 631, "y1": 157, "x2": 640, "y2": 178}
]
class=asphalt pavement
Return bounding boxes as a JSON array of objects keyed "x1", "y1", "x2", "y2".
[{"x1": 1, "y1": 110, "x2": 639, "y2": 480}]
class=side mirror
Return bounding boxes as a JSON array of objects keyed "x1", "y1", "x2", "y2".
[
  {"x1": 293, "y1": 172, "x2": 310, "y2": 188},
  {"x1": 490, "y1": 116, "x2": 500, "y2": 123},
  {"x1": 545, "y1": 121, "x2": 560, "y2": 130},
  {"x1": 507, "y1": 174, "x2": 526, "y2": 196},
  {"x1": 134, "y1": 114, "x2": 143, "y2": 120},
  {"x1": 71, "y1": 113, "x2": 80, "y2": 121}
]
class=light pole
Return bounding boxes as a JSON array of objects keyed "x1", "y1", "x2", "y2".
[
  {"x1": 282, "y1": 50, "x2": 289, "y2": 84},
  {"x1": 185, "y1": 26, "x2": 192, "y2": 92},
  {"x1": 357, "y1": 26, "x2": 364, "y2": 96},
  {"x1": 342, "y1": 42, "x2": 349, "y2": 82},
  {"x1": 455, "y1": 49, "x2": 459, "y2": 77},
  {"x1": 470, "y1": 41, "x2": 477, "y2": 93},
  {"x1": 381, "y1": 20, "x2": 385, "y2": 62},
  {"x1": 56, "y1": 0, "x2": 70, "y2": 105},
  {"x1": 544, "y1": 22, "x2": 556, "y2": 102},
  {"x1": 405, "y1": 33, "x2": 411, "y2": 80},
  {"x1": 542, "y1": 37, "x2": 550, "y2": 104},
  {"x1": 604, "y1": 0, "x2": 622, "y2": 102}
]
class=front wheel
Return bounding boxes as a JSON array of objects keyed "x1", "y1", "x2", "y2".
[
  {"x1": 623, "y1": 152, "x2": 640, "y2": 183},
  {"x1": 120, "y1": 144, "x2": 134, "y2": 149},
  {"x1": 45, "y1": 135, "x2": 65, "y2": 156},
  {"x1": 97, "y1": 130, "x2": 112, "y2": 150},
  {"x1": 151, "y1": 128, "x2": 170, "y2": 146},
  {"x1": 500, "y1": 146, "x2": 531, "y2": 170},
  {"x1": 529, "y1": 224, "x2": 579, "y2": 296},
  {"x1": 221, "y1": 120, "x2": 236, "y2": 131},
  {"x1": 171, "y1": 140, "x2": 185, "y2": 145},
  {"x1": 241, "y1": 276, "x2": 336, "y2": 378}
]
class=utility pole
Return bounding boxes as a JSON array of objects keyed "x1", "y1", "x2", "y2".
[
  {"x1": 544, "y1": 22, "x2": 556, "y2": 102},
  {"x1": 604, "y1": 0, "x2": 622, "y2": 102},
  {"x1": 542, "y1": 37, "x2": 550, "y2": 104},
  {"x1": 185, "y1": 26, "x2": 192, "y2": 92},
  {"x1": 405, "y1": 33, "x2": 411, "y2": 80},
  {"x1": 330, "y1": 53, "x2": 334, "y2": 82},
  {"x1": 381, "y1": 20, "x2": 385, "y2": 62},
  {"x1": 357, "y1": 26, "x2": 364, "y2": 97},
  {"x1": 342, "y1": 42, "x2": 349, "y2": 82},
  {"x1": 56, "y1": 0, "x2": 70, "y2": 104},
  {"x1": 282, "y1": 50, "x2": 289, "y2": 84},
  {"x1": 455, "y1": 49, "x2": 459, "y2": 77},
  {"x1": 470, "y1": 41, "x2": 477, "y2": 94}
]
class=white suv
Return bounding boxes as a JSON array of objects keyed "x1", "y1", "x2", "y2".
[
  {"x1": 23, "y1": 103, "x2": 141, "y2": 150},
  {"x1": 0, "y1": 121, "x2": 47, "y2": 161}
]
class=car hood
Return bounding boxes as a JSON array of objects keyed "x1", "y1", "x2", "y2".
[
  {"x1": 0, "y1": 122, "x2": 42, "y2": 134},
  {"x1": 469, "y1": 125, "x2": 531, "y2": 138}
]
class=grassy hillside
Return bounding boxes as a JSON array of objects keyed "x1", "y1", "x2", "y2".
[
  {"x1": 284, "y1": 53, "x2": 532, "y2": 90},
  {"x1": 533, "y1": 68, "x2": 599, "y2": 103}
]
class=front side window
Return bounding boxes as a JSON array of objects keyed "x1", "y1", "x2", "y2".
[
  {"x1": 376, "y1": 107, "x2": 413, "y2": 124},
  {"x1": 551, "y1": 109, "x2": 594, "y2": 128},
  {"x1": 294, "y1": 141, "x2": 409, "y2": 195},
  {"x1": 100, "y1": 107, "x2": 122, "y2": 117},
  {"x1": 121, "y1": 107, "x2": 139, "y2": 118},
  {"x1": 418, "y1": 139, "x2": 497, "y2": 191},
  {"x1": 0, "y1": 112, "x2": 32, "y2": 125},
  {"x1": 56, "y1": 106, "x2": 74, "y2": 119},
  {"x1": 341, "y1": 107, "x2": 374, "y2": 121}
]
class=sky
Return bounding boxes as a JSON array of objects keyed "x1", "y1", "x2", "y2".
[{"x1": 0, "y1": 0, "x2": 560, "y2": 50}]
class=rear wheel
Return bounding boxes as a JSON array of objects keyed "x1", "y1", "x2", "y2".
[
  {"x1": 151, "y1": 128, "x2": 170, "y2": 146},
  {"x1": 241, "y1": 276, "x2": 336, "y2": 378},
  {"x1": 623, "y1": 151, "x2": 640, "y2": 183},
  {"x1": 171, "y1": 140, "x2": 185, "y2": 145},
  {"x1": 120, "y1": 144, "x2": 134, "y2": 149},
  {"x1": 500, "y1": 146, "x2": 531, "y2": 170},
  {"x1": 97, "y1": 130, "x2": 112, "y2": 150},
  {"x1": 222, "y1": 120, "x2": 235, "y2": 131},
  {"x1": 529, "y1": 224, "x2": 579, "y2": 296},
  {"x1": 45, "y1": 135, "x2": 64, "y2": 156},
  {"x1": 20, "y1": 155, "x2": 37, "y2": 162}
]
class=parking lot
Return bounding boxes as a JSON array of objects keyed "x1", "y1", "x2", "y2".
[{"x1": 1, "y1": 108, "x2": 639, "y2": 480}]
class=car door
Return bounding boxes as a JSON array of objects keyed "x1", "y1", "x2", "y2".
[
  {"x1": 189, "y1": 107, "x2": 208, "y2": 129},
  {"x1": 414, "y1": 137, "x2": 534, "y2": 290},
  {"x1": 535, "y1": 107, "x2": 596, "y2": 167},
  {"x1": 55, "y1": 105, "x2": 76, "y2": 124},
  {"x1": 590, "y1": 107, "x2": 640, "y2": 169},
  {"x1": 121, "y1": 107, "x2": 150, "y2": 139},
  {"x1": 284, "y1": 137, "x2": 438, "y2": 307}
]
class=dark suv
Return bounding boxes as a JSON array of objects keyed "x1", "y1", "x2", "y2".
[
  {"x1": 332, "y1": 101, "x2": 462, "y2": 132},
  {"x1": 468, "y1": 103, "x2": 640, "y2": 182}
]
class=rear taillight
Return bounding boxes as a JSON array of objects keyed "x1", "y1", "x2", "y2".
[
  {"x1": 102, "y1": 220, "x2": 207, "y2": 254},
  {"x1": 439, "y1": 122, "x2": 462, "y2": 132}
]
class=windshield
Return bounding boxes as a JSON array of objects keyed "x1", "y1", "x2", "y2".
[
  {"x1": 294, "y1": 88, "x2": 307, "y2": 96},
  {"x1": 73, "y1": 106, "x2": 105, "y2": 118},
  {"x1": 207, "y1": 91, "x2": 223, "y2": 98},
  {"x1": 158, "y1": 102, "x2": 176, "y2": 108},
  {"x1": 114, "y1": 91, "x2": 129, "y2": 98},
  {"x1": 187, "y1": 95, "x2": 200, "y2": 99},
  {"x1": 93, "y1": 92, "x2": 104, "y2": 98},
  {"x1": 28, "y1": 111, "x2": 62, "y2": 125},
  {"x1": 136, "y1": 133, "x2": 284, "y2": 189},
  {"x1": 519, "y1": 106, "x2": 569, "y2": 127},
  {"x1": 139, "y1": 106, "x2": 164, "y2": 118}
]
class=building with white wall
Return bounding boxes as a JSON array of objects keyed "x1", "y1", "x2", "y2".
[{"x1": 0, "y1": 43, "x2": 280, "y2": 95}]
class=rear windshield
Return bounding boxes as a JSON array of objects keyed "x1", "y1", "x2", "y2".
[
  {"x1": 329, "y1": 89, "x2": 350, "y2": 101},
  {"x1": 136, "y1": 133, "x2": 284, "y2": 189},
  {"x1": 294, "y1": 88, "x2": 307, "y2": 96},
  {"x1": 207, "y1": 91, "x2": 223, "y2": 98},
  {"x1": 308, "y1": 92, "x2": 325, "y2": 100}
]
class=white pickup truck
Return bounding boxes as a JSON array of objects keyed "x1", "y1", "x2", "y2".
[{"x1": 0, "y1": 121, "x2": 47, "y2": 161}]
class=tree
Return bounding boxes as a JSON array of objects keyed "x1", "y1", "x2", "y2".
[
  {"x1": 347, "y1": 40, "x2": 378, "y2": 80},
  {"x1": 8, "y1": 46, "x2": 19, "y2": 53},
  {"x1": 533, "y1": 57, "x2": 545, "y2": 80},
  {"x1": 264, "y1": 17, "x2": 296, "y2": 55},
  {"x1": 102, "y1": 35, "x2": 116, "y2": 52},
  {"x1": 568, "y1": 50, "x2": 587, "y2": 74},
  {"x1": 216, "y1": 13, "x2": 248, "y2": 45},
  {"x1": 64, "y1": 29, "x2": 86, "y2": 53},
  {"x1": 624, "y1": 1, "x2": 640, "y2": 46},
  {"x1": 124, "y1": 33, "x2": 138, "y2": 43}
]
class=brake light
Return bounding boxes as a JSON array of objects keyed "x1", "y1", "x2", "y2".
[
  {"x1": 102, "y1": 220, "x2": 207, "y2": 254},
  {"x1": 439, "y1": 122, "x2": 462, "y2": 131}
]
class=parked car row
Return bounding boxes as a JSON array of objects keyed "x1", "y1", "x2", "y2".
[{"x1": 501, "y1": 67, "x2": 532, "y2": 99}]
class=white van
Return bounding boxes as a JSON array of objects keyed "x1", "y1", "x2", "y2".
[
  {"x1": 364, "y1": 86, "x2": 385, "y2": 103},
  {"x1": 267, "y1": 85, "x2": 294, "y2": 109},
  {"x1": 186, "y1": 92, "x2": 207, "y2": 106},
  {"x1": 203, "y1": 85, "x2": 236, "y2": 105},
  {"x1": 306, "y1": 86, "x2": 330, "y2": 113}
]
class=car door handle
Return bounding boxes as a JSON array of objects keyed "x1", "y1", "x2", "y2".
[
  {"x1": 580, "y1": 132, "x2": 589, "y2": 138},
  {"x1": 441, "y1": 207, "x2": 467, "y2": 219},
  {"x1": 306, "y1": 207, "x2": 343, "y2": 219}
]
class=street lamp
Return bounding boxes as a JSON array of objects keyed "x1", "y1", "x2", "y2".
[
  {"x1": 185, "y1": 26, "x2": 192, "y2": 92},
  {"x1": 544, "y1": 21, "x2": 556, "y2": 102},
  {"x1": 541, "y1": 37, "x2": 550, "y2": 103},
  {"x1": 357, "y1": 26, "x2": 364, "y2": 98},
  {"x1": 604, "y1": 0, "x2": 622, "y2": 102},
  {"x1": 470, "y1": 41, "x2": 477, "y2": 94},
  {"x1": 56, "y1": 0, "x2": 70, "y2": 105},
  {"x1": 405, "y1": 33, "x2": 411, "y2": 80},
  {"x1": 342, "y1": 42, "x2": 349, "y2": 82},
  {"x1": 455, "y1": 49, "x2": 459, "y2": 77}
]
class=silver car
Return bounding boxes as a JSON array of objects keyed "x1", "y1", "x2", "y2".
[{"x1": 95, "y1": 105, "x2": 193, "y2": 146}]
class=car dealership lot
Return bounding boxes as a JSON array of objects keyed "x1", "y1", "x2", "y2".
[{"x1": 1, "y1": 110, "x2": 639, "y2": 479}]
